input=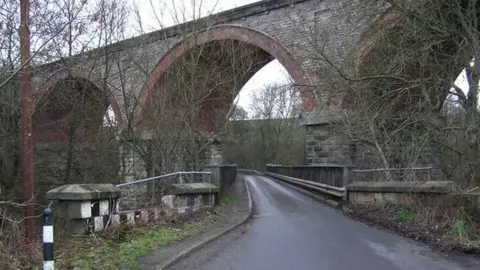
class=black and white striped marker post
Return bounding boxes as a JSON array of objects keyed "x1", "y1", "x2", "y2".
[{"x1": 43, "y1": 208, "x2": 54, "y2": 270}]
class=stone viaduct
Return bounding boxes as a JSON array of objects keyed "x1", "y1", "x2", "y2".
[{"x1": 30, "y1": 0, "x2": 401, "y2": 183}]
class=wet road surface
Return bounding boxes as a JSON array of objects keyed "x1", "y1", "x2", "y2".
[{"x1": 169, "y1": 175, "x2": 480, "y2": 270}]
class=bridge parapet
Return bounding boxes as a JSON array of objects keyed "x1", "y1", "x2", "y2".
[
  {"x1": 45, "y1": 171, "x2": 219, "y2": 235},
  {"x1": 345, "y1": 181, "x2": 480, "y2": 211},
  {"x1": 266, "y1": 164, "x2": 354, "y2": 187},
  {"x1": 265, "y1": 169, "x2": 480, "y2": 214},
  {"x1": 205, "y1": 164, "x2": 238, "y2": 198}
]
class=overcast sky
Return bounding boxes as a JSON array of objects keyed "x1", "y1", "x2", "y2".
[{"x1": 129, "y1": 0, "x2": 291, "y2": 111}]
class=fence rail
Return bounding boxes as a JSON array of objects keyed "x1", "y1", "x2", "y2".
[
  {"x1": 265, "y1": 164, "x2": 354, "y2": 187},
  {"x1": 264, "y1": 172, "x2": 346, "y2": 199},
  {"x1": 116, "y1": 171, "x2": 212, "y2": 187},
  {"x1": 264, "y1": 165, "x2": 436, "y2": 202},
  {"x1": 116, "y1": 171, "x2": 212, "y2": 211}
]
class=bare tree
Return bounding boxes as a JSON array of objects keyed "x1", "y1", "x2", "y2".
[
  {"x1": 230, "y1": 105, "x2": 249, "y2": 121},
  {"x1": 221, "y1": 83, "x2": 304, "y2": 169},
  {"x1": 29, "y1": 0, "x2": 130, "y2": 197},
  {"x1": 293, "y1": 0, "x2": 480, "y2": 186},
  {"x1": 107, "y1": 0, "x2": 271, "y2": 177},
  {"x1": 0, "y1": 0, "x2": 92, "y2": 196},
  {"x1": 0, "y1": 0, "x2": 131, "y2": 266}
]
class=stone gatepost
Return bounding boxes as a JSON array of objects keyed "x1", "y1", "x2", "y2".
[
  {"x1": 46, "y1": 184, "x2": 121, "y2": 234},
  {"x1": 162, "y1": 183, "x2": 219, "y2": 216}
]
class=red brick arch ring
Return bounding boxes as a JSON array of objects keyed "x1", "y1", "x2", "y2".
[
  {"x1": 34, "y1": 68, "x2": 124, "y2": 127},
  {"x1": 135, "y1": 24, "x2": 317, "y2": 121}
]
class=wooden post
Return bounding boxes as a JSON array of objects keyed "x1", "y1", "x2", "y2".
[{"x1": 20, "y1": 0, "x2": 36, "y2": 244}]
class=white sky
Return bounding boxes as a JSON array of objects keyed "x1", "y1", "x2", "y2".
[{"x1": 129, "y1": 0, "x2": 291, "y2": 111}]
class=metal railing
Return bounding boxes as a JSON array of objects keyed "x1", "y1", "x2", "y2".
[
  {"x1": 264, "y1": 166, "x2": 436, "y2": 203},
  {"x1": 266, "y1": 164, "x2": 354, "y2": 187},
  {"x1": 265, "y1": 172, "x2": 346, "y2": 199},
  {"x1": 116, "y1": 171, "x2": 212, "y2": 187},
  {"x1": 116, "y1": 171, "x2": 212, "y2": 211}
]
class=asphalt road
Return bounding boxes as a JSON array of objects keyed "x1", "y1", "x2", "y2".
[{"x1": 169, "y1": 175, "x2": 480, "y2": 270}]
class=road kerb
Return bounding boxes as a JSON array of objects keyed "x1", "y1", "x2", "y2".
[{"x1": 156, "y1": 177, "x2": 254, "y2": 270}]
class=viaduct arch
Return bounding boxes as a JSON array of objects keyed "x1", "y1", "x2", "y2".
[{"x1": 135, "y1": 25, "x2": 317, "y2": 132}]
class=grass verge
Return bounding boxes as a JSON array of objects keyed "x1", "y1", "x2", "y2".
[
  {"x1": 56, "y1": 218, "x2": 205, "y2": 269},
  {"x1": 346, "y1": 203, "x2": 480, "y2": 254},
  {"x1": 221, "y1": 195, "x2": 233, "y2": 205}
]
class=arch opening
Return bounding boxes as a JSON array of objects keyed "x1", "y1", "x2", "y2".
[
  {"x1": 33, "y1": 77, "x2": 116, "y2": 143},
  {"x1": 352, "y1": 4, "x2": 480, "y2": 115},
  {"x1": 353, "y1": 26, "x2": 451, "y2": 114},
  {"x1": 136, "y1": 25, "x2": 316, "y2": 133},
  {"x1": 142, "y1": 39, "x2": 274, "y2": 131},
  {"x1": 347, "y1": 5, "x2": 480, "y2": 173},
  {"x1": 237, "y1": 59, "x2": 294, "y2": 119}
]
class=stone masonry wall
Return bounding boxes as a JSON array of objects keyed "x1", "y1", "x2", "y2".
[
  {"x1": 33, "y1": 0, "x2": 378, "y2": 121},
  {"x1": 304, "y1": 123, "x2": 355, "y2": 165},
  {"x1": 119, "y1": 143, "x2": 148, "y2": 182},
  {"x1": 34, "y1": 141, "x2": 120, "y2": 204},
  {"x1": 31, "y1": 0, "x2": 392, "y2": 171}
]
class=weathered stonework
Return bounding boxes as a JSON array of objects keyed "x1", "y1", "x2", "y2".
[
  {"x1": 47, "y1": 183, "x2": 121, "y2": 234},
  {"x1": 32, "y1": 0, "x2": 383, "y2": 141},
  {"x1": 346, "y1": 181, "x2": 456, "y2": 206},
  {"x1": 208, "y1": 143, "x2": 224, "y2": 166},
  {"x1": 205, "y1": 165, "x2": 237, "y2": 197},
  {"x1": 48, "y1": 182, "x2": 218, "y2": 234},
  {"x1": 119, "y1": 142, "x2": 148, "y2": 182},
  {"x1": 301, "y1": 110, "x2": 355, "y2": 165},
  {"x1": 30, "y1": 0, "x2": 406, "y2": 176},
  {"x1": 34, "y1": 141, "x2": 121, "y2": 205}
]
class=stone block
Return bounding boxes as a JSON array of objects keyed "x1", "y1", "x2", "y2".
[
  {"x1": 175, "y1": 195, "x2": 188, "y2": 208},
  {"x1": 94, "y1": 216, "x2": 105, "y2": 232},
  {"x1": 99, "y1": 200, "x2": 110, "y2": 215},
  {"x1": 349, "y1": 191, "x2": 375, "y2": 204},
  {"x1": 160, "y1": 191, "x2": 216, "y2": 218},
  {"x1": 55, "y1": 201, "x2": 92, "y2": 219},
  {"x1": 374, "y1": 192, "x2": 384, "y2": 203},
  {"x1": 306, "y1": 140, "x2": 318, "y2": 147},
  {"x1": 134, "y1": 210, "x2": 149, "y2": 225},
  {"x1": 202, "y1": 194, "x2": 215, "y2": 206},
  {"x1": 47, "y1": 183, "x2": 121, "y2": 201},
  {"x1": 64, "y1": 219, "x2": 88, "y2": 235},
  {"x1": 110, "y1": 214, "x2": 120, "y2": 227},
  {"x1": 153, "y1": 208, "x2": 163, "y2": 221},
  {"x1": 382, "y1": 192, "x2": 399, "y2": 204},
  {"x1": 346, "y1": 181, "x2": 455, "y2": 194},
  {"x1": 450, "y1": 193, "x2": 480, "y2": 210},
  {"x1": 166, "y1": 183, "x2": 219, "y2": 195},
  {"x1": 124, "y1": 212, "x2": 135, "y2": 226},
  {"x1": 162, "y1": 195, "x2": 174, "y2": 209}
]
